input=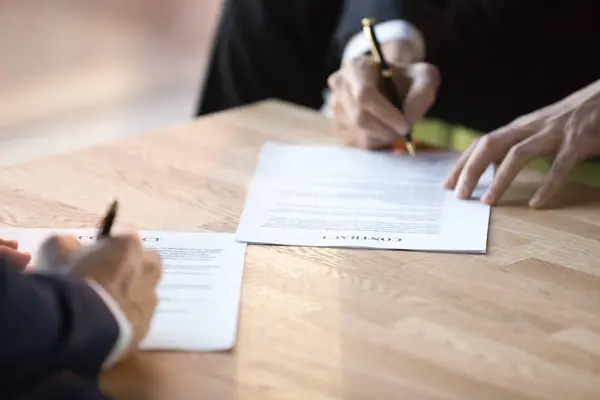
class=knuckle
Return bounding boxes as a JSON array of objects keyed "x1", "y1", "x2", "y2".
[
  {"x1": 478, "y1": 135, "x2": 500, "y2": 152},
  {"x1": 354, "y1": 55, "x2": 375, "y2": 71},
  {"x1": 327, "y1": 72, "x2": 342, "y2": 89},
  {"x1": 419, "y1": 63, "x2": 442, "y2": 87},
  {"x1": 355, "y1": 86, "x2": 373, "y2": 105},
  {"x1": 352, "y1": 109, "x2": 369, "y2": 128},
  {"x1": 506, "y1": 143, "x2": 530, "y2": 160},
  {"x1": 144, "y1": 251, "x2": 163, "y2": 277},
  {"x1": 511, "y1": 114, "x2": 542, "y2": 130},
  {"x1": 118, "y1": 233, "x2": 142, "y2": 248}
]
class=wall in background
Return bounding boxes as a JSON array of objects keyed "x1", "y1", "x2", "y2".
[{"x1": 0, "y1": 0, "x2": 222, "y2": 165}]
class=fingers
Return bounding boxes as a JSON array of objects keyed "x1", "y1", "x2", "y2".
[
  {"x1": 329, "y1": 57, "x2": 442, "y2": 151},
  {"x1": 452, "y1": 126, "x2": 533, "y2": 200},
  {"x1": 530, "y1": 145, "x2": 579, "y2": 208},
  {"x1": 445, "y1": 117, "x2": 578, "y2": 207},
  {"x1": 334, "y1": 76, "x2": 398, "y2": 149},
  {"x1": 0, "y1": 238, "x2": 18, "y2": 250},
  {"x1": 443, "y1": 140, "x2": 478, "y2": 190},
  {"x1": 0, "y1": 246, "x2": 32, "y2": 269},
  {"x1": 403, "y1": 63, "x2": 441, "y2": 126},
  {"x1": 481, "y1": 127, "x2": 557, "y2": 205},
  {"x1": 343, "y1": 57, "x2": 410, "y2": 136},
  {"x1": 329, "y1": 91, "x2": 354, "y2": 145},
  {"x1": 329, "y1": 70, "x2": 397, "y2": 149}
]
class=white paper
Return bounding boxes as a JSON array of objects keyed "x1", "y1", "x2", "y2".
[
  {"x1": 0, "y1": 228, "x2": 247, "y2": 351},
  {"x1": 236, "y1": 142, "x2": 494, "y2": 253}
]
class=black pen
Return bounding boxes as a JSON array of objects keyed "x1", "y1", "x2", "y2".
[
  {"x1": 361, "y1": 17, "x2": 415, "y2": 157},
  {"x1": 98, "y1": 199, "x2": 118, "y2": 239}
]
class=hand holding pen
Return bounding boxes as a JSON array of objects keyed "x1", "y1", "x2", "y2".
[
  {"x1": 35, "y1": 199, "x2": 120, "y2": 272},
  {"x1": 36, "y1": 199, "x2": 162, "y2": 362},
  {"x1": 327, "y1": 17, "x2": 440, "y2": 153}
]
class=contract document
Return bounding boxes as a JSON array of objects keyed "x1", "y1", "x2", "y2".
[
  {"x1": 0, "y1": 228, "x2": 247, "y2": 351},
  {"x1": 236, "y1": 142, "x2": 493, "y2": 253}
]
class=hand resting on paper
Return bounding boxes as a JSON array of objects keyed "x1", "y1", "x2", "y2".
[
  {"x1": 37, "y1": 232, "x2": 163, "y2": 362},
  {"x1": 327, "y1": 39, "x2": 440, "y2": 150},
  {"x1": 443, "y1": 79, "x2": 600, "y2": 208}
]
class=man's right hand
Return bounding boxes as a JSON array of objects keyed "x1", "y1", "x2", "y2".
[
  {"x1": 37, "y1": 233, "x2": 163, "y2": 362},
  {"x1": 327, "y1": 39, "x2": 440, "y2": 149}
]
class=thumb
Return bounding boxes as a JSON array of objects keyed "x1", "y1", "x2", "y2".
[{"x1": 403, "y1": 63, "x2": 441, "y2": 126}]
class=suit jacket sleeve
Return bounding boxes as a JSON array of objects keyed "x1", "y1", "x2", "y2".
[
  {"x1": 0, "y1": 256, "x2": 120, "y2": 386},
  {"x1": 333, "y1": 0, "x2": 453, "y2": 59}
]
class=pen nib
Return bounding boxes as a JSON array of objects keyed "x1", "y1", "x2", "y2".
[
  {"x1": 406, "y1": 142, "x2": 416, "y2": 157},
  {"x1": 99, "y1": 199, "x2": 119, "y2": 238}
]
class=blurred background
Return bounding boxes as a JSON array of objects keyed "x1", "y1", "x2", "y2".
[{"x1": 0, "y1": 0, "x2": 222, "y2": 166}]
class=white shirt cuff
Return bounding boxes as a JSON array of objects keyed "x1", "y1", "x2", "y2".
[
  {"x1": 86, "y1": 279, "x2": 133, "y2": 369},
  {"x1": 322, "y1": 19, "x2": 426, "y2": 116},
  {"x1": 342, "y1": 19, "x2": 426, "y2": 62}
]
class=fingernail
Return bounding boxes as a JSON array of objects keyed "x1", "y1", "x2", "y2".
[
  {"x1": 481, "y1": 191, "x2": 493, "y2": 204},
  {"x1": 397, "y1": 124, "x2": 409, "y2": 136},
  {"x1": 455, "y1": 184, "x2": 467, "y2": 199},
  {"x1": 442, "y1": 177, "x2": 453, "y2": 189},
  {"x1": 529, "y1": 196, "x2": 541, "y2": 208}
]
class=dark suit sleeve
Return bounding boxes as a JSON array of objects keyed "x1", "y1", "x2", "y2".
[
  {"x1": 0, "y1": 256, "x2": 120, "y2": 388},
  {"x1": 11, "y1": 372, "x2": 112, "y2": 400},
  {"x1": 333, "y1": 0, "x2": 453, "y2": 59}
]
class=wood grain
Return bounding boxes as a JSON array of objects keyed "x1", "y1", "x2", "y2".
[{"x1": 1, "y1": 100, "x2": 600, "y2": 400}]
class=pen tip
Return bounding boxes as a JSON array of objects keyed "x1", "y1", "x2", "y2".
[
  {"x1": 406, "y1": 142, "x2": 416, "y2": 157},
  {"x1": 106, "y1": 199, "x2": 119, "y2": 216}
]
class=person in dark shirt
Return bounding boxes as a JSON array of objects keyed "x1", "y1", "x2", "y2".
[
  {"x1": 197, "y1": 0, "x2": 600, "y2": 207},
  {"x1": 0, "y1": 234, "x2": 162, "y2": 399}
]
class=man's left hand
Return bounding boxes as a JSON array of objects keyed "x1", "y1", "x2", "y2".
[
  {"x1": 443, "y1": 79, "x2": 600, "y2": 208},
  {"x1": 0, "y1": 238, "x2": 32, "y2": 269}
]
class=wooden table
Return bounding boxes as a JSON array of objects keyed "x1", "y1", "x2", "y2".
[{"x1": 2, "y1": 100, "x2": 600, "y2": 400}]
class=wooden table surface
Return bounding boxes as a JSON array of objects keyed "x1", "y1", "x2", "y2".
[{"x1": 2, "y1": 100, "x2": 600, "y2": 400}]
